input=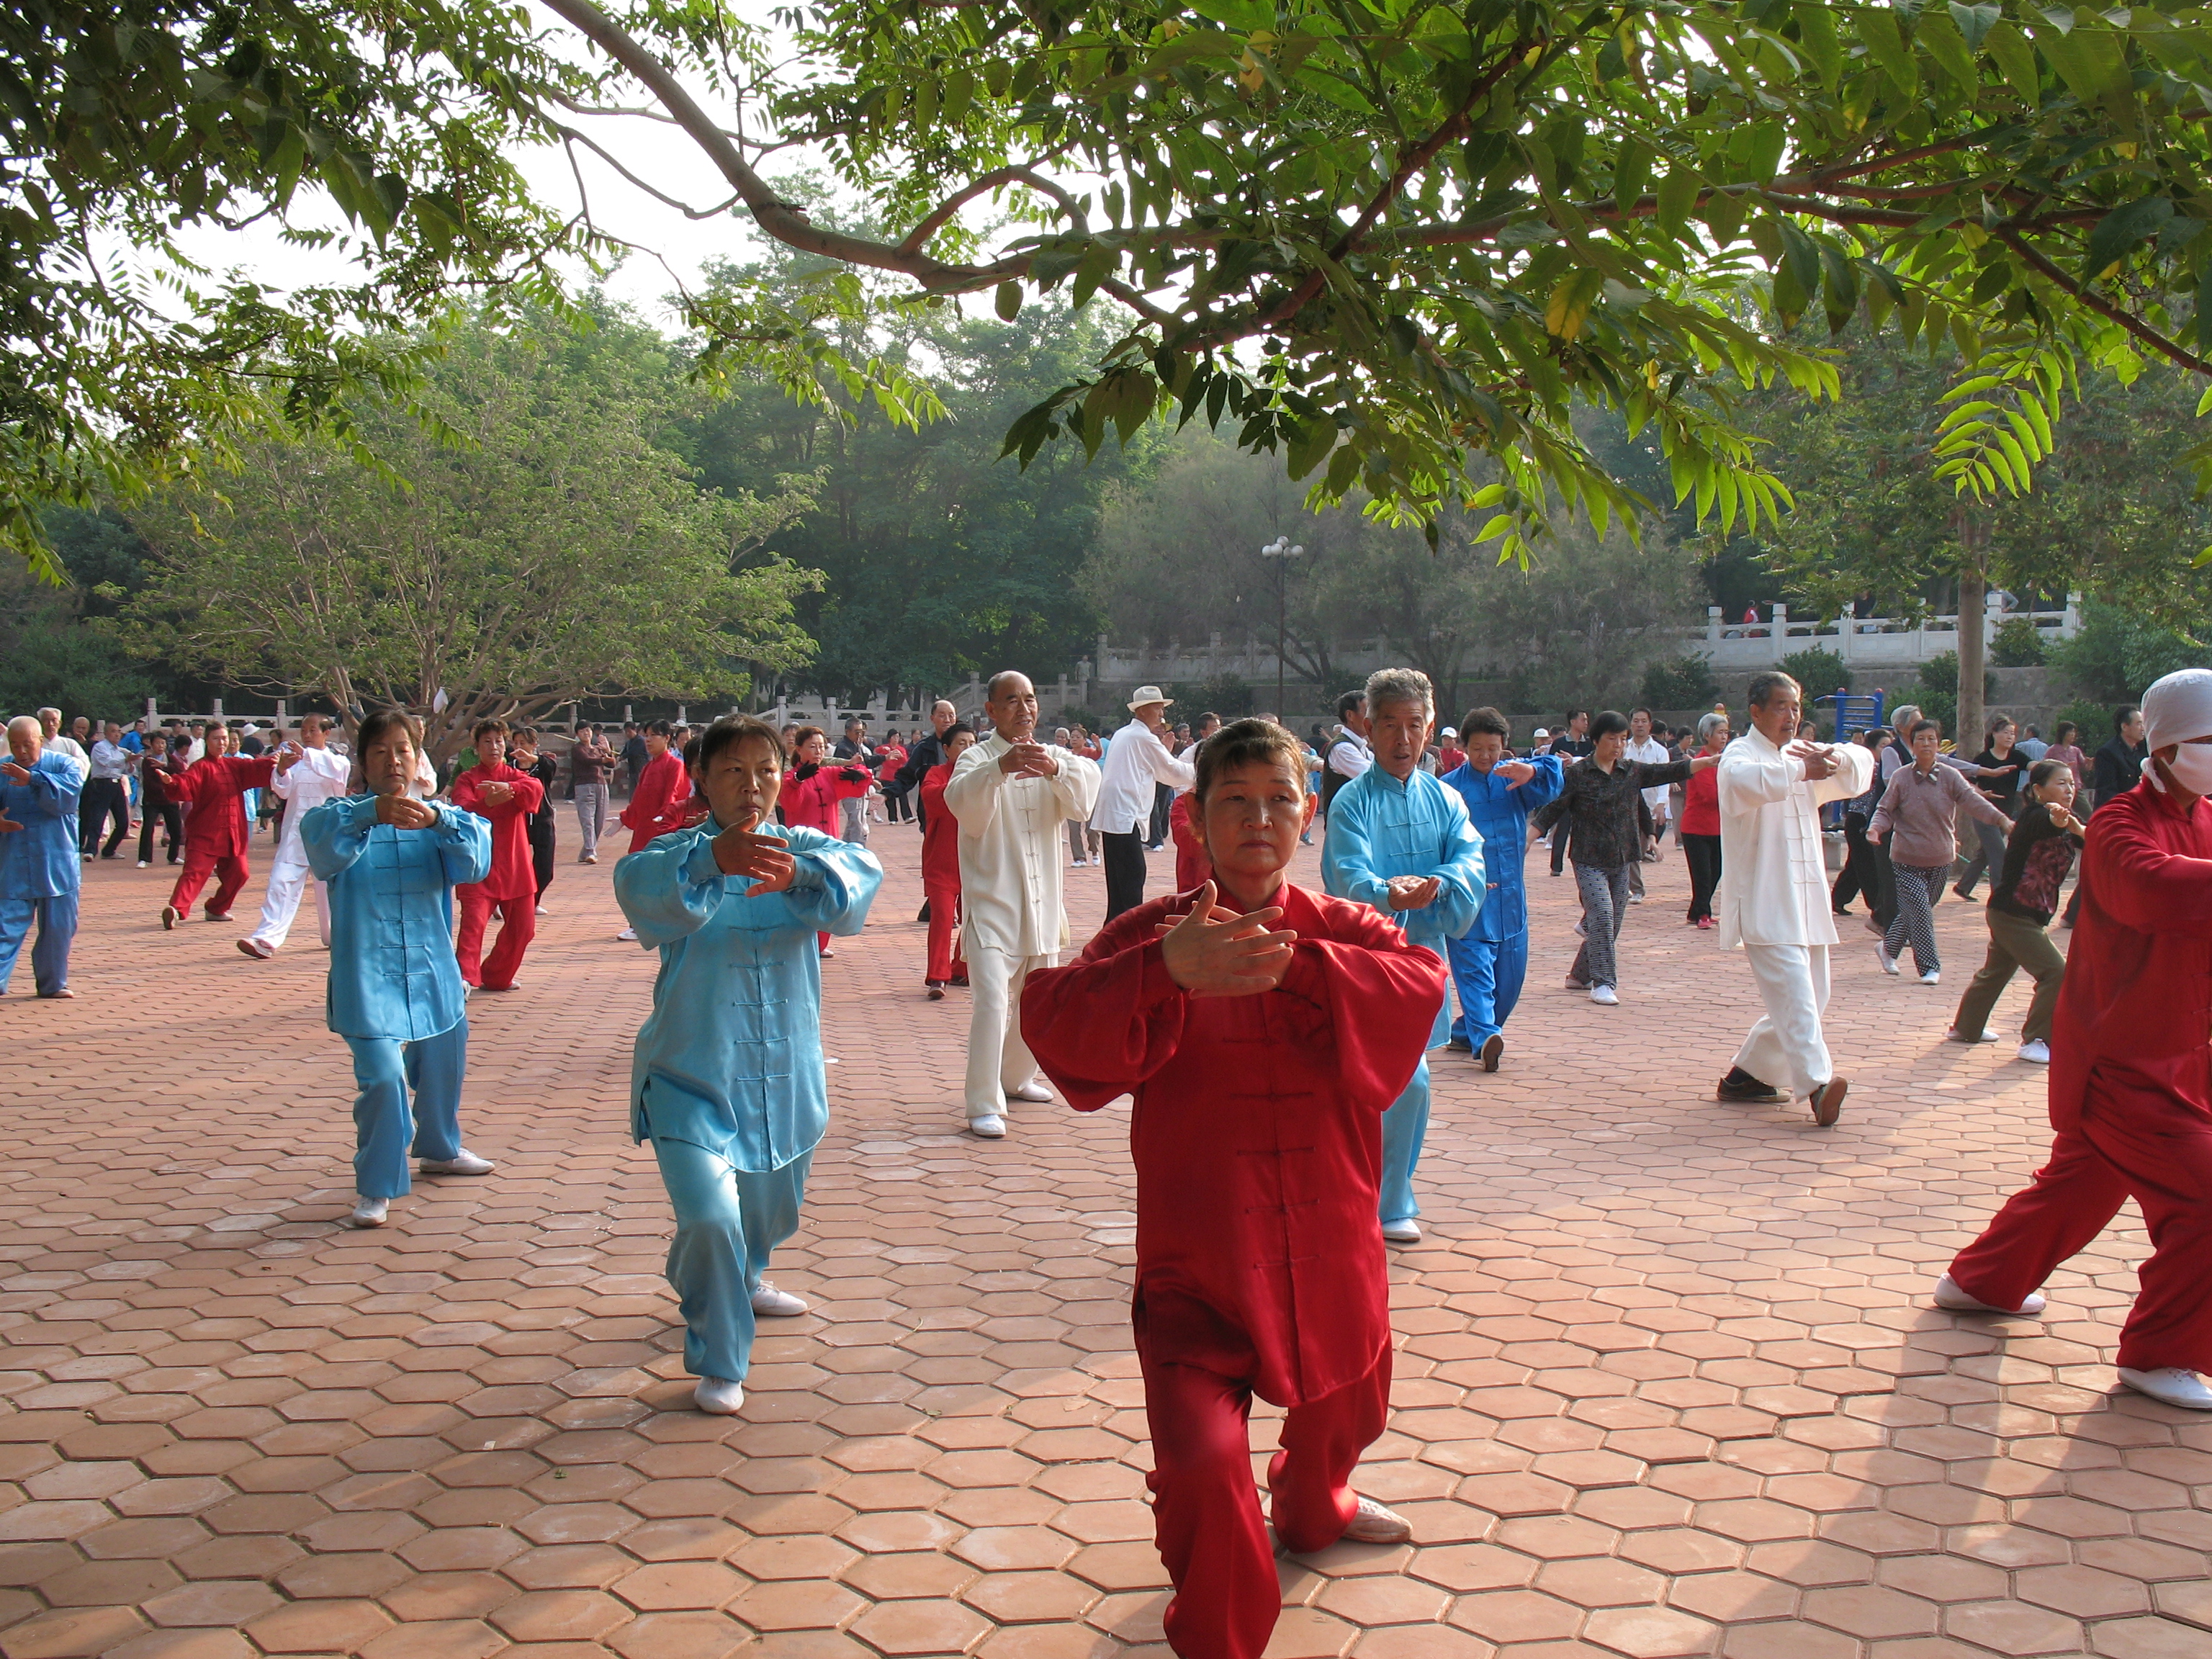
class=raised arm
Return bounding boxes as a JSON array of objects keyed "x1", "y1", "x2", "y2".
[
  {"x1": 433, "y1": 804, "x2": 493, "y2": 886},
  {"x1": 1514, "y1": 754, "x2": 1566, "y2": 808},
  {"x1": 19, "y1": 758, "x2": 81, "y2": 819},
  {"x1": 1021, "y1": 906, "x2": 1195, "y2": 1111},
  {"x1": 2083, "y1": 803, "x2": 2212, "y2": 938},
  {"x1": 941, "y1": 743, "x2": 1004, "y2": 835},
  {"x1": 779, "y1": 826, "x2": 884, "y2": 937},
  {"x1": 1146, "y1": 734, "x2": 1197, "y2": 792},
  {"x1": 614, "y1": 830, "x2": 729, "y2": 946},
  {"x1": 1948, "y1": 768, "x2": 2013, "y2": 830},
  {"x1": 1715, "y1": 743, "x2": 1802, "y2": 812},
  {"x1": 301, "y1": 796, "x2": 377, "y2": 881}
]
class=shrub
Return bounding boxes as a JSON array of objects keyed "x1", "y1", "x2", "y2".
[
  {"x1": 1914, "y1": 651, "x2": 1997, "y2": 737},
  {"x1": 1991, "y1": 615, "x2": 2047, "y2": 667},
  {"x1": 1639, "y1": 651, "x2": 1719, "y2": 709},
  {"x1": 1190, "y1": 673, "x2": 1256, "y2": 718},
  {"x1": 1779, "y1": 646, "x2": 1850, "y2": 700},
  {"x1": 2056, "y1": 698, "x2": 2119, "y2": 747}
]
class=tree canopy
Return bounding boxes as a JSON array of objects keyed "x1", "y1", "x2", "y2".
[{"x1": 21, "y1": 0, "x2": 2212, "y2": 577}]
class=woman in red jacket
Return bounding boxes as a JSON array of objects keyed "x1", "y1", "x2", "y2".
[
  {"x1": 918, "y1": 726, "x2": 974, "y2": 996},
  {"x1": 781, "y1": 726, "x2": 873, "y2": 956},
  {"x1": 1678, "y1": 711, "x2": 1728, "y2": 927}
]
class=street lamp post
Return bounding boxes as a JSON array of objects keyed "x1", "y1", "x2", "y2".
[{"x1": 1261, "y1": 536, "x2": 1304, "y2": 717}]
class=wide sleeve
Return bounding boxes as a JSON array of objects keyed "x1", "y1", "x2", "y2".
[
  {"x1": 1021, "y1": 904, "x2": 1195, "y2": 1112},
  {"x1": 1812, "y1": 741, "x2": 1875, "y2": 807},
  {"x1": 302, "y1": 796, "x2": 377, "y2": 881},
  {"x1": 614, "y1": 829, "x2": 727, "y2": 945},
  {"x1": 781, "y1": 825, "x2": 885, "y2": 937},
  {"x1": 1046, "y1": 752, "x2": 1102, "y2": 824},
  {"x1": 1716, "y1": 743, "x2": 1803, "y2": 812},
  {"x1": 163, "y1": 763, "x2": 203, "y2": 805},
  {"x1": 2083, "y1": 802, "x2": 2212, "y2": 938},
  {"x1": 1948, "y1": 768, "x2": 2011, "y2": 828},
  {"x1": 26, "y1": 757, "x2": 81, "y2": 818},
  {"x1": 1275, "y1": 904, "x2": 1448, "y2": 1112},
  {"x1": 1147, "y1": 732, "x2": 1197, "y2": 790},
  {"x1": 942, "y1": 745, "x2": 1002, "y2": 832},
  {"x1": 510, "y1": 770, "x2": 547, "y2": 814},
  {"x1": 1318, "y1": 785, "x2": 1385, "y2": 908},
  {"x1": 270, "y1": 760, "x2": 302, "y2": 801},
  {"x1": 434, "y1": 804, "x2": 493, "y2": 886},
  {"x1": 236, "y1": 755, "x2": 279, "y2": 789},
  {"x1": 1515, "y1": 755, "x2": 1566, "y2": 810}
]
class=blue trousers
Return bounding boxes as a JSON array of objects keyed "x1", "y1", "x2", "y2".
[
  {"x1": 0, "y1": 894, "x2": 77, "y2": 997},
  {"x1": 1378, "y1": 1057, "x2": 1430, "y2": 1226},
  {"x1": 1447, "y1": 930, "x2": 1529, "y2": 1049},
  {"x1": 346, "y1": 1021, "x2": 466, "y2": 1199},
  {"x1": 652, "y1": 1138, "x2": 811, "y2": 1382}
]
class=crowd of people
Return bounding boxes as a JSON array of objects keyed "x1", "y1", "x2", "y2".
[{"x1": 5, "y1": 663, "x2": 2209, "y2": 1659}]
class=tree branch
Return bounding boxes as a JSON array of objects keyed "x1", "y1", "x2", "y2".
[
  {"x1": 897, "y1": 165, "x2": 1084, "y2": 256},
  {"x1": 1995, "y1": 228, "x2": 2212, "y2": 376}
]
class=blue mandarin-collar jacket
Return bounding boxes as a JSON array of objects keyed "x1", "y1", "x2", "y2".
[
  {"x1": 301, "y1": 795, "x2": 492, "y2": 1042},
  {"x1": 614, "y1": 822, "x2": 883, "y2": 1172},
  {"x1": 0, "y1": 752, "x2": 85, "y2": 901},
  {"x1": 1439, "y1": 755, "x2": 1564, "y2": 941},
  {"x1": 1322, "y1": 764, "x2": 1485, "y2": 1045}
]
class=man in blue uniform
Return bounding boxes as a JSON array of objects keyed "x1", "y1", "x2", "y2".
[
  {"x1": 0, "y1": 716, "x2": 85, "y2": 998},
  {"x1": 1439, "y1": 708, "x2": 1564, "y2": 1071},
  {"x1": 616, "y1": 715, "x2": 883, "y2": 1415},
  {"x1": 302, "y1": 710, "x2": 494, "y2": 1231},
  {"x1": 1322, "y1": 669, "x2": 1485, "y2": 1245}
]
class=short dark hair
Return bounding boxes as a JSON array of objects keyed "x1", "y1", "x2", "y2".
[
  {"x1": 1910, "y1": 719, "x2": 1941, "y2": 740},
  {"x1": 2056, "y1": 721, "x2": 2078, "y2": 742},
  {"x1": 645, "y1": 719, "x2": 674, "y2": 738},
  {"x1": 1747, "y1": 672, "x2": 1801, "y2": 709},
  {"x1": 1193, "y1": 717, "x2": 1306, "y2": 806},
  {"x1": 358, "y1": 709, "x2": 420, "y2": 754},
  {"x1": 1461, "y1": 706, "x2": 1510, "y2": 741},
  {"x1": 1336, "y1": 690, "x2": 1366, "y2": 721},
  {"x1": 1630, "y1": 706, "x2": 1654, "y2": 721},
  {"x1": 2117, "y1": 704, "x2": 2142, "y2": 734},
  {"x1": 2028, "y1": 757, "x2": 2074, "y2": 793},
  {"x1": 472, "y1": 717, "x2": 508, "y2": 742},
  {"x1": 1590, "y1": 710, "x2": 1630, "y2": 742},
  {"x1": 145, "y1": 732, "x2": 168, "y2": 747},
  {"x1": 204, "y1": 719, "x2": 228, "y2": 733},
  {"x1": 695, "y1": 714, "x2": 784, "y2": 773}
]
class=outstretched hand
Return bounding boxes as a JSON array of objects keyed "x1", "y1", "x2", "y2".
[
  {"x1": 1786, "y1": 742, "x2": 1838, "y2": 780},
  {"x1": 0, "y1": 809, "x2": 20, "y2": 835},
  {"x1": 1387, "y1": 874, "x2": 1441, "y2": 911},
  {"x1": 0, "y1": 762, "x2": 30, "y2": 786},
  {"x1": 713, "y1": 825, "x2": 796, "y2": 895},
  {"x1": 1156, "y1": 881, "x2": 1298, "y2": 997},
  {"x1": 1496, "y1": 759, "x2": 1537, "y2": 786}
]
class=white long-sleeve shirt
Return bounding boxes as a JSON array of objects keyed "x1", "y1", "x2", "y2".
[
  {"x1": 271, "y1": 747, "x2": 355, "y2": 860},
  {"x1": 1090, "y1": 721, "x2": 1194, "y2": 837},
  {"x1": 1627, "y1": 736, "x2": 1673, "y2": 814},
  {"x1": 1714, "y1": 726, "x2": 1874, "y2": 948},
  {"x1": 946, "y1": 734, "x2": 1102, "y2": 958}
]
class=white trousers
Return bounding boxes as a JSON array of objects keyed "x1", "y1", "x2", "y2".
[
  {"x1": 839, "y1": 795, "x2": 871, "y2": 847},
  {"x1": 247, "y1": 850, "x2": 331, "y2": 950},
  {"x1": 1732, "y1": 943, "x2": 1832, "y2": 1100},
  {"x1": 964, "y1": 945, "x2": 1050, "y2": 1120}
]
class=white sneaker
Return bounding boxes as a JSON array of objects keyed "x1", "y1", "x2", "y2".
[
  {"x1": 616, "y1": 926, "x2": 637, "y2": 942},
  {"x1": 1948, "y1": 1027, "x2": 1998, "y2": 1043},
  {"x1": 1876, "y1": 942, "x2": 1899, "y2": 976},
  {"x1": 694, "y1": 1376, "x2": 746, "y2": 1414},
  {"x1": 1006, "y1": 1081, "x2": 1055, "y2": 1104},
  {"x1": 1933, "y1": 1273, "x2": 2046, "y2": 1316},
  {"x1": 1589, "y1": 985, "x2": 1619, "y2": 1006},
  {"x1": 749, "y1": 1280, "x2": 809, "y2": 1317},
  {"x1": 968, "y1": 1114, "x2": 1007, "y2": 1139},
  {"x1": 536, "y1": 906, "x2": 549, "y2": 916},
  {"x1": 419, "y1": 1150, "x2": 495, "y2": 1176},
  {"x1": 2018, "y1": 1039, "x2": 2051, "y2": 1064},
  {"x1": 2118, "y1": 1367, "x2": 2212, "y2": 1410},
  {"x1": 1919, "y1": 968, "x2": 1941, "y2": 985},
  {"x1": 1627, "y1": 893, "x2": 1645, "y2": 904},
  {"x1": 1381, "y1": 1218, "x2": 1421, "y2": 1244},
  {"x1": 136, "y1": 860, "x2": 150, "y2": 869},
  {"x1": 1339, "y1": 1494, "x2": 1413, "y2": 1545},
  {"x1": 349, "y1": 1195, "x2": 389, "y2": 1229}
]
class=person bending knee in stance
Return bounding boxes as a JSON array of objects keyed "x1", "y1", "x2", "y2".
[
  {"x1": 1023, "y1": 719, "x2": 1445, "y2": 1659},
  {"x1": 615, "y1": 716, "x2": 883, "y2": 1415}
]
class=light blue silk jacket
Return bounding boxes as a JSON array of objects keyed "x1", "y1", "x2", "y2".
[
  {"x1": 0, "y1": 753, "x2": 84, "y2": 901},
  {"x1": 302, "y1": 795, "x2": 492, "y2": 1041},
  {"x1": 615, "y1": 822, "x2": 883, "y2": 1172}
]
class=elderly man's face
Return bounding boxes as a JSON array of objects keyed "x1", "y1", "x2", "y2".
[
  {"x1": 7, "y1": 721, "x2": 42, "y2": 766},
  {"x1": 932, "y1": 701, "x2": 958, "y2": 737},
  {"x1": 986, "y1": 675, "x2": 1039, "y2": 742},
  {"x1": 2123, "y1": 712, "x2": 2147, "y2": 745},
  {"x1": 1370, "y1": 699, "x2": 1432, "y2": 781}
]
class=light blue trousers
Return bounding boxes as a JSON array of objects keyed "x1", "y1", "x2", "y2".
[
  {"x1": 0, "y1": 894, "x2": 77, "y2": 997},
  {"x1": 652, "y1": 1138, "x2": 811, "y2": 1382},
  {"x1": 346, "y1": 1021, "x2": 466, "y2": 1199},
  {"x1": 1379, "y1": 1057, "x2": 1431, "y2": 1226},
  {"x1": 1448, "y1": 930, "x2": 1530, "y2": 1050}
]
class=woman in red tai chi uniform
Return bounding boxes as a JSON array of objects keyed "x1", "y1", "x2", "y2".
[{"x1": 1022, "y1": 717, "x2": 1445, "y2": 1659}]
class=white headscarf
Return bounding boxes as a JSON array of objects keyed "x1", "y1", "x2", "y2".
[{"x1": 2141, "y1": 668, "x2": 2212, "y2": 753}]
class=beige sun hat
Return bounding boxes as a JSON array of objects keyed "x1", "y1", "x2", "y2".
[{"x1": 1126, "y1": 685, "x2": 1173, "y2": 711}]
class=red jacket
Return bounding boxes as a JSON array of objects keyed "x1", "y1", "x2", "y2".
[
  {"x1": 451, "y1": 762, "x2": 546, "y2": 902},
  {"x1": 2051, "y1": 780, "x2": 2212, "y2": 1133},
  {"x1": 167, "y1": 754, "x2": 277, "y2": 860},
  {"x1": 620, "y1": 750, "x2": 689, "y2": 855},
  {"x1": 1168, "y1": 792, "x2": 1211, "y2": 892},
  {"x1": 780, "y1": 763, "x2": 872, "y2": 837},
  {"x1": 920, "y1": 763, "x2": 961, "y2": 891},
  {"x1": 1021, "y1": 884, "x2": 1443, "y2": 1406}
]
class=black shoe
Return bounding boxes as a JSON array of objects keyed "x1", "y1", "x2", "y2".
[
  {"x1": 1953, "y1": 884, "x2": 1975, "y2": 902},
  {"x1": 1444, "y1": 1035, "x2": 1473, "y2": 1053},
  {"x1": 917, "y1": 899, "x2": 931, "y2": 923},
  {"x1": 1480, "y1": 1034, "x2": 1504, "y2": 1073},
  {"x1": 1716, "y1": 1067, "x2": 1785, "y2": 1105}
]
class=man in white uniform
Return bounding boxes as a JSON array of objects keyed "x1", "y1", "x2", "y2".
[
  {"x1": 1091, "y1": 686, "x2": 1195, "y2": 921},
  {"x1": 1714, "y1": 673, "x2": 1875, "y2": 1125},
  {"x1": 239, "y1": 715, "x2": 354, "y2": 957},
  {"x1": 946, "y1": 672, "x2": 1101, "y2": 1140}
]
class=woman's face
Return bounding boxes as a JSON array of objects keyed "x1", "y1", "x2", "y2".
[
  {"x1": 797, "y1": 732, "x2": 829, "y2": 765},
  {"x1": 1592, "y1": 729, "x2": 1627, "y2": 768},
  {"x1": 1912, "y1": 727, "x2": 1941, "y2": 765},
  {"x1": 1196, "y1": 757, "x2": 1313, "y2": 887},
  {"x1": 1702, "y1": 723, "x2": 1730, "y2": 753},
  {"x1": 2036, "y1": 768, "x2": 2077, "y2": 807},
  {"x1": 1991, "y1": 723, "x2": 2015, "y2": 752}
]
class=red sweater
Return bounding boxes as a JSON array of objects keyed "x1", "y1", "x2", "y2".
[{"x1": 451, "y1": 762, "x2": 547, "y2": 901}]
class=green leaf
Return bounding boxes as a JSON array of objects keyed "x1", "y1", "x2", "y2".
[
  {"x1": 2085, "y1": 197, "x2": 2175, "y2": 281},
  {"x1": 1795, "y1": 3, "x2": 1842, "y2": 86},
  {"x1": 1983, "y1": 20, "x2": 2041, "y2": 103},
  {"x1": 1655, "y1": 164, "x2": 1701, "y2": 238},
  {"x1": 1856, "y1": 7, "x2": 1919, "y2": 97},
  {"x1": 1948, "y1": 1, "x2": 2001, "y2": 49},
  {"x1": 1917, "y1": 12, "x2": 1978, "y2": 91}
]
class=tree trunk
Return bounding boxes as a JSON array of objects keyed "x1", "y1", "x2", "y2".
[{"x1": 1955, "y1": 523, "x2": 1987, "y2": 759}]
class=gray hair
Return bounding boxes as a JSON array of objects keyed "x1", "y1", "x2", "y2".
[
  {"x1": 1364, "y1": 667, "x2": 1434, "y2": 719},
  {"x1": 1697, "y1": 711, "x2": 1730, "y2": 742},
  {"x1": 1892, "y1": 703, "x2": 1921, "y2": 728}
]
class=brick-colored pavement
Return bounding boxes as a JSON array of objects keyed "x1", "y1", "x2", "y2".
[{"x1": 0, "y1": 819, "x2": 2202, "y2": 1659}]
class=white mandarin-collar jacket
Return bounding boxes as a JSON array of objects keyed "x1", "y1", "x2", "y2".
[
  {"x1": 1715, "y1": 725, "x2": 1874, "y2": 948},
  {"x1": 945, "y1": 732, "x2": 1102, "y2": 958}
]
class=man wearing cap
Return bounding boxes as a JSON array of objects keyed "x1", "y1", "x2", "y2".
[
  {"x1": 1936, "y1": 667, "x2": 2212, "y2": 1410},
  {"x1": 1092, "y1": 686, "x2": 1195, "y2": 922},
  {"x1": 946, "y1": 672, "x2": 1101, "y2": 1138}
]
